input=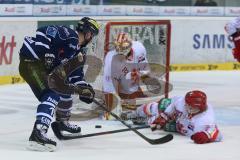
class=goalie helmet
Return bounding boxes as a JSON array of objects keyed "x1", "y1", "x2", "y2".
[
  {"x1": 114, "y1": 33, "x2": 132, "y2": 56},
  {"x1": 76, "y1": 17, "x2": 99, "y2": 36},
  {"x1": 185, "y1": 90, "x2": 207, "y2": 115}
]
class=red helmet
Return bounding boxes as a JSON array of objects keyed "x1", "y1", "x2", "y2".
[{"x1": 185, "y1": 90, "x2": 207, "y2": 113}]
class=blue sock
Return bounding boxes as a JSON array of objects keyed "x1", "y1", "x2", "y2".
[{"x1": 35, "y1": 92, "x2": 60, "y2": 128}]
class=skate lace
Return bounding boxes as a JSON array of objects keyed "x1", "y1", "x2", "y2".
[{"x1": 64, "y1": 122, "x2": 79, "y2": 130}]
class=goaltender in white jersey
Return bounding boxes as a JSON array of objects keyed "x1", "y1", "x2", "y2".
[
  {"x1": 103, "y1": 33, "x2": 150, "y2": 118},
  {"x1": 122, "y1": 90, "x2": 223, "y2": 144}
]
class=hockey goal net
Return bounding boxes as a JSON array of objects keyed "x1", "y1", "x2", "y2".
[{"x1": 71, "y1": 20, "x2": 171, "y2": 119}]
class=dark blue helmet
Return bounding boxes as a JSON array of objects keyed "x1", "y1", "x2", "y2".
[{"x1": 76, "y1": 17, "x2": 99, "y2": 36}]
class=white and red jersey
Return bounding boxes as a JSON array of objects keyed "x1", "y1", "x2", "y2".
[
  {"x1": 103, "y1": 41, "x2": 149, "y2": 94},
  {"x1": 137, "y1": 96, "x2": 222, "y2": 142}
]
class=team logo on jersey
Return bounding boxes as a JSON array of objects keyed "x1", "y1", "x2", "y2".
[
  {"x1": 63, "y1": 27, "x2": 70, "y2": 37},
  {"x1": 46, "y1": 26, "x2": 57, "y2": 38}
]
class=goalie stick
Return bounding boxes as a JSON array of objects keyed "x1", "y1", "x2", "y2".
[
  {"x1": 93, "y1": 99, "x2": 173, "y2": 145},
  {"x1": 51, "y1": 122, "x2": 149, "y2": 140}
]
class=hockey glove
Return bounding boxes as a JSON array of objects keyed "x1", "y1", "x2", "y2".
[
  {"x1": 163, "y1": 121, "x2": 177, "y2": 132},
  {"x1": 125, "y1": 69, "x2": 140, "y2": 85},
  {"x1": 75, "y1": 81, "x2": 95, "y2": 104},
  {"x1": 191, "y1": 131, "x2": 210, "y2": 144},
  {"x1": 149, "y1": 112, "x2": 169, "y2": 131}
]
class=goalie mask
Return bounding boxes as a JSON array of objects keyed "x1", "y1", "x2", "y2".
[
  {"x1": 114, "y1": 33, "x2": 132, "y2": 56},
  {"x1": 185, "y1": 90, "x2": 207, "y2": 115}
]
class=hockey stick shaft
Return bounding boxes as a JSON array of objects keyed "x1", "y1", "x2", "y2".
[
  {"x1": 60, "y1": 125, "x2": 150, "y2": 140},
  {"x1": 93, "y1": 99, "x2": 173, "y2": 145}
]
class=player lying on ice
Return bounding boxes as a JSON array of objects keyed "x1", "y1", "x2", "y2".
[
  {"x1": 225, "y1": 16, "x2": 240, "y2": 62},
  {"x1": 18, "y1": 17, "x2": 100, "y2": 151},
  {"x1": 121, "y1": 90, "x2": 223, "y2": 144}
]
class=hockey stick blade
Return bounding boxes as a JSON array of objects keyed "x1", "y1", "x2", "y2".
[
  {"x1": 93, "y1": 99, "x2": 173, "y2": 145},
  {"x1": 146, "y1": 134, "x2": 173, "y2": 145}
]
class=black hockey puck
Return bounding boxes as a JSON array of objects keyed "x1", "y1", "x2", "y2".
[{"x1": 95, "y1": 125, "x2": 102, "y2": 128}]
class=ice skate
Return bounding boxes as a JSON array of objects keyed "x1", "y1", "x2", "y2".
[
  {"x1": 58, "y1": 121, "x2": 81, "y2": 133},
  {"x1": 51, "y1": 121, "x2": 81, "y2": 138},
  {"x1": 27, "y1": 124, "x2": 56, "y2": 152}
]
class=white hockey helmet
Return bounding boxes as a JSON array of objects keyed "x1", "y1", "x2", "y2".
[{"x1": 114, "y1": 32, "x2": 132, "y2": 56}]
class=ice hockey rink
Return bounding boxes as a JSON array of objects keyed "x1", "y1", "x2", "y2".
[{"x1": 0, "y1": 71, "x2": 240, "y2": 160}]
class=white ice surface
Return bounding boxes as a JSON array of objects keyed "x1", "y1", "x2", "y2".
[{"x1": 0, "y1": 71, "x2": 240, "y2": 160}]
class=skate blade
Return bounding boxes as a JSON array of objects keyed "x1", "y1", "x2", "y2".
[
  {"x1": 27, "y1": 141, "x2": 56, "y2": 152},
  {"x1": 60, "y1": 131, "x2": 82, "y2": 138}
]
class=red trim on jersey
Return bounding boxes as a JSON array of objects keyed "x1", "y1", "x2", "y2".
[
  {"x1": 143, "y1": 104, "x2": 150, "y2": 116},
  {"x1": 210, "y1": 128, "x2": 219, "y2": 142},
  {"x1": 127, "y1": 48, "x2": 134, "y2": 61}
]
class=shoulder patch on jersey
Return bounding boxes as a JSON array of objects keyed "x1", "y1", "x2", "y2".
[
  {"x1": 63, "y1": 27, "x2": 70, "y2": 37},
  {"x1": 46, "y1": 26, "x2": 57, "y2": 38}
]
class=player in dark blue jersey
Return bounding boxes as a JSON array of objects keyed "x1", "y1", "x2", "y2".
[{"x1": 18, "y1": 17, "x2": 100, "y2": 152}]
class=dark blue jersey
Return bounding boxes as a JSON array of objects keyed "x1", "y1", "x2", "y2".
[
  {"x1": 20, "y1": 25, "x2": 80, "y2": 65},
  {"x1": 20, "y1": 25, "x2": 85, "y2": 82}
]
